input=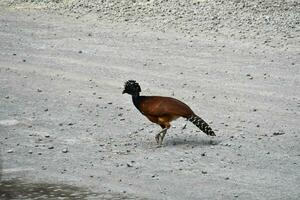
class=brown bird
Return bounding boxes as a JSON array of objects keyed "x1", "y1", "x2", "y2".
[{"x1": 122, "y1": 80, "x2": 215, "y2": 146}]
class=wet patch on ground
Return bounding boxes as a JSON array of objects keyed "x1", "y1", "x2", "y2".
[{"x1": 0, "y1": 178, "x2": 137, "y2": 200}]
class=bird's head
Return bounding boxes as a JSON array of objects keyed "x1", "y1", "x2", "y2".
[{"x1": 122, "y1": 80, "x2": 141, "y2": 96}]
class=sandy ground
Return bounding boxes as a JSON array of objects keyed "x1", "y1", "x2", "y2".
[{"x1": 0, "y1": 4, "x2": 300, "y2": 200}]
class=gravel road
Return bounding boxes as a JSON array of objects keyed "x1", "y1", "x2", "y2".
[{"x1": 0, "y1": 1, "x2": 299, "y2": 199}]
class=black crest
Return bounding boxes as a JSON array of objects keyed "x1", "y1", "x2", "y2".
[{"x1": 122, "y1": 80, "x2": 141, "y2": 95}]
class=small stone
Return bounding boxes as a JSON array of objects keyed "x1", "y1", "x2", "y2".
[
  {"x1": 44, "y1": 108, "x2": 48, "y2": 112},
  {"x1": 273, "y1": 131, "x2": 285, "y2": 136},
  {"x1": 28, "y1": 150, "x2": 33, "y2": 154},
  {"x1": 201, "y1": 171, "x2": 208, "y2": 174},
  {"x1": 78, "y1": 50, "x2": 83, "y2": 54},
  {"x1": 127, "y1": 163, "x2": 133, "y2": 167},
  {"x1": 201, "y1": 152, "x2": 206, "y2": 156},
  {"x1": 48, "y1": 146, "x2": 54, "y2": 149},
  {"x1": 7, "y1": 149, "x2": 14, "y2": 153},
  {"x1": 5, "y1": 96, "x2": 10, "y2": 99},
  {"x1": 37, "y1": 89, "x2": 42, "y2": 92},
  {"x1": 62, "y1": 148, "x2": 68, "y2": 153}
]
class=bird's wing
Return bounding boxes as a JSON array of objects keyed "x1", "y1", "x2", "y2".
[{"x1": 139, "y1": 96, "x2": 194, "y2": 118}]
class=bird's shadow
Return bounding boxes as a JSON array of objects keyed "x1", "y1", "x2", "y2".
[{"x1": 162, "y1": 136, "x2": 222, "y2": 147}]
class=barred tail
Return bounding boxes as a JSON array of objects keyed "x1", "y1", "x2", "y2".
[{"x1": 188, "y1": 115, "x2": 216, "y2": 136}]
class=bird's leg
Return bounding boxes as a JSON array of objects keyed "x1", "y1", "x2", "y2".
[
  {"x1": 160, "y1": 128, "x2": 168, "y2": 144},
  {"x1": 155, "y1": 128, "x2": 167, "y2": 145}
]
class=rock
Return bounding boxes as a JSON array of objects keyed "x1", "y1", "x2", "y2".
[
  {"x1": 273, "y1": 131, "x2": 285, "y2": 136},
  {"x1": 7, "y1": 149, "x2": 14, "y2": 153},
  {"x1": 37, "y1": 89, "x2": 42, "y2": 92},
  {"x1": 62, "y1": 148, "x2": 69, "y2": 153}
]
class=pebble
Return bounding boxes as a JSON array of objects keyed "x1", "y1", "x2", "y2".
[
  {"x1": 273, "y1": 131, "x2": 285, "y2": 136},
  {"x1": 62, "y1": 148, "x2": 69, "y2": 153},
  {"x1": 7, "y1": 149, "x2": 14, "y2": 153}
]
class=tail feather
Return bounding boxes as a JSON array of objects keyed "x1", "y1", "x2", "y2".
[{"x1": 188, "y1": 115, "x2": 215, "y2": 136}]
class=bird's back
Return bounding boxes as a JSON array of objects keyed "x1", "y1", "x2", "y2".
[{"x1": 137, "y1": 96, "x2": 194, "y2": 118}]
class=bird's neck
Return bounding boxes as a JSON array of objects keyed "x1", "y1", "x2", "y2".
[{"x1": 132, "y1": 94, "x2": 142, "y2": 111}]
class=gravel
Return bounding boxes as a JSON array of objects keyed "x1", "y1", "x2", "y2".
[
  {"x1": 8, "y1": 0, "x2": 300, "y2": 48},
  {"x1": 1, "y1": 2, "x2": 299, "y2": 200}
]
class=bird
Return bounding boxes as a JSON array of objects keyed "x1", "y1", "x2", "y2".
[{"x1": 122, "y1": 80, "x2": 216, "y2": 146}]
